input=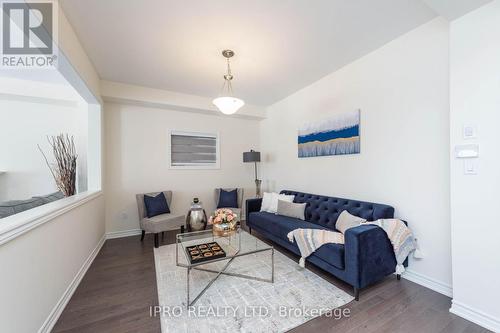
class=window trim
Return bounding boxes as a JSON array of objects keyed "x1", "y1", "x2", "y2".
[
  {"x1": 0, "y1": 190, "x2": 102, "y2": 246},
  {"x1": 168, "y1": 130, "x2": 221, "y2": 170}
]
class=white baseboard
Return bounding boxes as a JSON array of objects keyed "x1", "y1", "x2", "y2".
[
  {"x1": 105, "y1": 229, "x2": 142, "y2": 239},
  {"x1": 402, "y1": 269, "x2": 453, "y2": 297},
  {"x1": 38, "y1": 234, "x2": 106, "y2": 333},
  {"x1": 450, "y1": 300, "x2": 500, "y2": 332}
]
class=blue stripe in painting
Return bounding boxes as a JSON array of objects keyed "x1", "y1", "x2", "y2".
[{"x1": 298, "y1": 125, "x2": 359, "y2": 144}]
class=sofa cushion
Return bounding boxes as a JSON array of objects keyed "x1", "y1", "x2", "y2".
[
  {"x1": 0, "y1": 198, "x2": 46, "y2": 218},
  {"x1": 249, "y1": 211, "x2": 345, "y2": 269},
  {"x1": 311, "y1": 243, "x2": 345, "y2": 270},
  {"x1": 249, "y1": 211, "x2": 326, "y2": 239},
  {"x1": 33, "y1": 191, "x2": 64, "y2": 204}
]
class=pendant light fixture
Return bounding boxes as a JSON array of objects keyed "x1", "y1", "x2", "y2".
[{"x1": 213, "y1": 49, "x2": 245, "y2": 115}]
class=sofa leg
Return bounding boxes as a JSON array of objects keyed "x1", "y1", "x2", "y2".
[
  {"x1": 180, "y1": 225, "x2": 185, "y2": 233},
  {"x1": 353, "y1": 287, "x2": 359, "y2": 301},
  {"x1": 154, "y1": 233, "x2": 159, "y2": 248},
  {"x1": 140, "y1": 230, "x2": 145, "y2": 242},
  {"x1": 249, "y1": 227, "x2": 252, "y2": 234},
  {"x1": 397, "y1": 274, "x2": 401, "y2": 281}
]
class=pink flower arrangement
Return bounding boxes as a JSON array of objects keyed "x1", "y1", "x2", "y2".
[{"x1": 209, "y1": 208, "x2": 238, "y2": 225}]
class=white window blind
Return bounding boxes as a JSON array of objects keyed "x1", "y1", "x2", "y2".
[{"x1": 170, "y1": 131, "x2": 219, "y2": 168}]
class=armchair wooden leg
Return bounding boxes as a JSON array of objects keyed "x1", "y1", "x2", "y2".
[
  {"x1": 353, "y1": 287, "x2": 359, "y2": 301},
  {"x1": 140, "y1": 230, "x2": 145, "y2": 242},
  {"x1": 180, "y1": 225, "x2": 185, "y2": 233},
  {"x1": 397, "y1": 274, "x2": 401, "y2": 281},
  {"x1": 154, "y1": 233, "x2": 159, "y2": 248}
]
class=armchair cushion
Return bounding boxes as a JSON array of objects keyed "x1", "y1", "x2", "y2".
[
  {"x1": 144, "y1": 192, "x2": 170, "y2": 218},
  {"x1": 142, "y1": 213, "x2": 184, "y2": 233},
  {"x1": 217, "y1": 188, "x2": 238, "y2": 208}
]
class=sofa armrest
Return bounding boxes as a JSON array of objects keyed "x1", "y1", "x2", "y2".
[
  {"x1": 245, "y1": 198, "x2": 262, "y2": 221},
  {"x1": 344, "y1": 225, "x2": 397, "y2": 289}
]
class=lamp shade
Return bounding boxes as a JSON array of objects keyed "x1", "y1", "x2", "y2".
[
  {"x1": 213, "y1": 96, "x2": 245, "y2": 115},
  {"x1": 243, "y1": 150, "x2": 261, "y2": 163}
]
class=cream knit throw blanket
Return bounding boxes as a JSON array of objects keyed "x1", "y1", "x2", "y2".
[
  {"x1": 287, "y1": 219, "x2": 421, "y2": 272},
  {"x1": 362, "y1": 219, "x2": 421, "y2": 274},
  {"x1": 287, "y1": 229, "x2": 344, "y2": 268}
]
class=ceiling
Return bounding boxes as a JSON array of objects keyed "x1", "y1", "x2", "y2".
[{"x1": 58, "y1": 1, "x2": 478, "y2": 106}]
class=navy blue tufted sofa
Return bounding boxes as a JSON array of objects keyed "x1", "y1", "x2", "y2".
[{"x1": 246, "y1": 190, "x2": 402, "y2": 300}]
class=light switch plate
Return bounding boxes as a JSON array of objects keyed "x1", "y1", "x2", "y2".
[{"x1": 464, "y1": 160, "x2": 477, "y2": 175}]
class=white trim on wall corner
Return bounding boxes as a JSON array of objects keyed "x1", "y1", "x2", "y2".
[
  {"x1": 402, "y1": 269, "x2": 453, "y2": 297},
  {"x1": 38, "y1": 234, "x2": 106, "y2": 333},
  {"x1": 105, "y1": 229, "x2": 142, "y2": 239},
  {"x1": 450, "y1": 300, "x2": 500, "y2": 332}
]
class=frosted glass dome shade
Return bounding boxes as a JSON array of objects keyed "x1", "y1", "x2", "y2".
[{"x1": 212, "y1": 96, "x2": 245, "y2": 115}]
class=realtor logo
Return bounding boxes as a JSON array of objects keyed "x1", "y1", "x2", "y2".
[{"x1": 1, "y1": 0, "x2": 58, "y2": 68}]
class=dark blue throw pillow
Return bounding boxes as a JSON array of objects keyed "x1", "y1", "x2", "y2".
[
  {"x1": 144, "y1": 192, "x2": 170, "y2": 218},
  {"x1": 217, "y1": 189, "x2": 238, "y2": 208}
]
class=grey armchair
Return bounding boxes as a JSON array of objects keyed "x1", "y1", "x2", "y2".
[
  {"x1": 136, "y1": 191, "x2": 185, "y2": 248},
  {"x1": 214, "y1": 188, "x2": 244, "y2": 220}
]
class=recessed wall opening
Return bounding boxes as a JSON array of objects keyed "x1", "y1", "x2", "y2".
[{"x1": 0, "y1": 63, "x2": 101, "y2": 220}]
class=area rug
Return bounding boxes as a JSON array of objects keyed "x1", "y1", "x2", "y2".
[{"x1": 154, "y1": 239, "x2": 353, "y2": 333}]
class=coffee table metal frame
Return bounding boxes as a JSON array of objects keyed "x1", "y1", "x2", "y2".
[{"x1": 175, "y1": 228, "x2": 274, "y2": 307}]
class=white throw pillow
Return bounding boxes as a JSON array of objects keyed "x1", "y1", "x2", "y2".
[
  {"x1": 270, "y1": 194, "x2": 294, "y2": 213},
  {"x1": 260, "y1": 192, "x2": 295, "y2": 213},
  {"x1": 336, "y1": 210, "x2": 366, "y2": 234},
  {"x1": 260, "y1": 192, "x2": 275, "y2": 212}
]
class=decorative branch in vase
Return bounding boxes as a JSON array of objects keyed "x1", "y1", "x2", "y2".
[{"x1": 38, "y1": 134, "x2": 78, "y2": 197}]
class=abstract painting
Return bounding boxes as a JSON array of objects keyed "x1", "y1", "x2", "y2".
[{"x1": 298, "y1": 110, "x2": 360, "y2": 158}]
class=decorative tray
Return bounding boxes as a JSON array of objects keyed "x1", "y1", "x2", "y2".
[{"x1": 185, "y1": 241, "x2": 226, "y2": 264}]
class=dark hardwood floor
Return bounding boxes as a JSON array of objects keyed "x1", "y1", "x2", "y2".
[{"x1": 53, "y1": 226, "x2": 488, "y2": 333}]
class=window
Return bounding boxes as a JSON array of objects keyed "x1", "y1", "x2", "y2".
[{"x1": 169, "y1": 131, "x2": 220, "y2": 169}]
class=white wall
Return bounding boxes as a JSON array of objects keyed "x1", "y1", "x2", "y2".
[
  {"x1": 449, "y1": 1, "x2": 500, "y2": 330},
  {"x1": 0, "y1": 195, "x2": 104, "y2": 333},
  {"x1": 0, "y1": 96, "x2": 87, "y2": 202},
  {"x1": 104, "y1": 102, "x2": 260, "y2": 234},
  {"x1": 260, "y1": 18, "x2": 452, "y2": 290}
]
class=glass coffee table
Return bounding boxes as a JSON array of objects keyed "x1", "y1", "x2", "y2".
[{"x1": 176, "y1": 227, "x2": 274, "y2": 307}]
